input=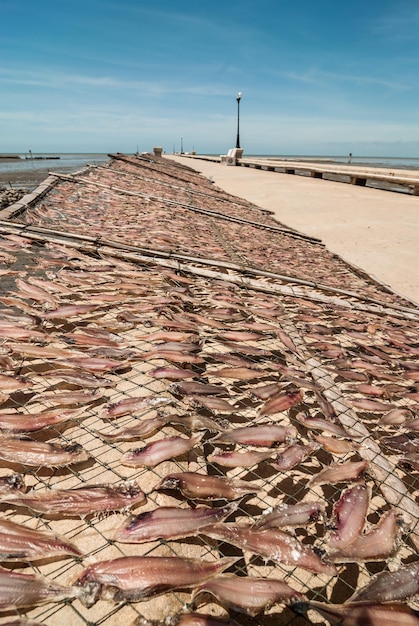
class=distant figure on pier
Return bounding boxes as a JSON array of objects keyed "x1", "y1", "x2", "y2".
[{"x1": 348, "y1": 152, "x2": 352, "y2": 163}]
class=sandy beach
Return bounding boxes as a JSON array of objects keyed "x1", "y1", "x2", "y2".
[{"x1": 167, "y1": 155, "x2": 419, "y2": 305}]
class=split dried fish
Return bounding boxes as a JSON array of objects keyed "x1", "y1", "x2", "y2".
[
  {"x1": 259, "y1": 390, "x2": 303, "y2": 416},
  {"x1": 271, "y1": 442, "x2": 320, "y2": 470},
  {"x1": 328, "y1": 510, "x2": 403, "y2": 562},
  {"x1": 173, "y1": 381, "x2": 229, "y2": 396},
  {"x1": 134, "y1": 613, "x2": 240, "y2": 626},
  {"x1": 191, "y1": 574, "x2": 303, "y2": 616},
  {"x1": 122, "y1": 434, "x2": 200, "y2": 467},
  {"x1": 156, "y1": 471, "x2": 262, "y2": 500},
  {"x1": 115, "y1": 503, "x2": 238, "y2": 543},
  {"x1": 293, "y1": 599, "x2": 419, "y2": 626},
  {"x1": 207, "y1": 449, "x2": 274, "y2": 468},
  {"x1": 0, "y1": 567, "x2": 80, "y2": 610},
  {"x1": 96, "y1": 414, "x2": 169, "y2": 442},
  {"x1": 350, "y1": 561, "x2": 419, "y2": 603},
  {"x1": 327, "y1": 483, "x2": 370, "y2": 549},
  {"x1": 1, "y1": 482, "x2": 146, "y2": 516},
  {"x1": 0, "y1": 518, "x2": 81, "y2": 560},
  {"x1": 253, "y1": 501, "x2": 325, "y2": 529},
  {"x1": 103, "y1": 395, "x2": 172, "y2": 418},
  {"x1": 0, "y1": 408, "x2": 85, "y2": 433},
  {"x1": 0, "y1": 438, "x2": 90, "y2": 467},
  {"x1": 309, "y1": 460, "x2": 369, "y2": 486},
  {"x1": 212, "y1": 424, "x2": 297, "y2": 447},
  {"x1": 75, "y1": 555, "x2": 238, "y2": 607},
  {"x1": 202, "y1": 523, "x2": 337, "y2": 575}
]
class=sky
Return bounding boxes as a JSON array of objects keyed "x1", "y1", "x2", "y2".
[{"x1": 2, "y1": 0, "x2": 419, "y2": 156}]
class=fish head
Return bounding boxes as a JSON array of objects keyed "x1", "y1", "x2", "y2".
[{"x1": 156, "y1": 475, "x2": 181, "y2": 491}]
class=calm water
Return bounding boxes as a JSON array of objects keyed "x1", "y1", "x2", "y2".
[
  {"x1": 0, "y1": 153, "x2": 110, "y2": 176},
  {"x1": 237, "y1": 155, "x2": 419, "y2": 170}
]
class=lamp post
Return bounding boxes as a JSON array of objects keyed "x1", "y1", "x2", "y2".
[{"x1": 235, "y1": 92, "x2": 242, "y2": 149}]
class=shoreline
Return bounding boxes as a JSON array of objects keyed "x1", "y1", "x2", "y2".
[{"x1": 167, "y1": 155, "x2": 419, "y2": 305}]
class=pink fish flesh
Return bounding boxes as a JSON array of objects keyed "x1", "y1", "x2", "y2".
[
  {"x1": 115, "y1": 502, "x2": 238, "y2": 543},
  {"x1": 122, "y1": 434, "x2": 200, "y2": 467},
  {"x1": 212, "y1": 424, "x2": 297, "y2": 447},
  {"x1": 75, "y1": 555, "x2": 238, "y2": 607},
  {"x1": 253, "y1": 501, "x2": 325, "y2": 529},
  {"x1": 156, "y1": 471, "x2": 262, "y2": 500},
  {"x1": 0, "y1": 518, "x2": 81, "y2": 560},
  {"x1": 0, "y1": 567, "x2": 80, "y2": 610},
  {"x1": 191, "y1": 574, "x2": 303, "y2": 616},
  {"x1": 1, "y1": 482, "x2": 146, "y2": 515},
  {"x1": 202, "y1": 523, "x2": 337, "y2": 575}
]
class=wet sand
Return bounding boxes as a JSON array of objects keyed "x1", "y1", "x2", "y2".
[{"x1": 167, "y1": 155, "x2": 419, "y2": 305}]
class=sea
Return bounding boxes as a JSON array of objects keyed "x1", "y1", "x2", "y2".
[{"x1": 1, "y1": 152, "x2": 419, "y2": 190}]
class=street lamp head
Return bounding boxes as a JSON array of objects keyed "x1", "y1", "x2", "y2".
[{"x1": 237, "y1": 91, "x2": 242, "y2": 101}]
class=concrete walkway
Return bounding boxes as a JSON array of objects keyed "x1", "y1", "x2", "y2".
[{"x1": 167, "y1": 155, "x2": 419, "y2": 305}]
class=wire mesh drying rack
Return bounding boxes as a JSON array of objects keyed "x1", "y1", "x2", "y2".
[{"x1": 0, "y1": 154, "x2": 417, "y2": 626}]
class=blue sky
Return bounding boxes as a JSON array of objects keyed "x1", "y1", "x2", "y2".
[{"x1": 2, "y1": 0, "x2": 419, "y2": 156}]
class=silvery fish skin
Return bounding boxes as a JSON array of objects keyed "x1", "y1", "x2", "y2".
[
  {"x1": 156, "y1": 472, "x2": 262, "y2": 500},
  {"x1": 0, "y1": 408, "x2": 85, "y2": 433},
  {"x1": 292, "y1": 599, "x2": 419, "y2": 626},
  {"x1": 328, "y1": 510, "x2": 402, "y2": 562},
  {"x1": 350, "y1": 561, "x2": 419, "y2": 603},
  {"x1": 202, "y1": 524, "x2": 337, "y2": 575},
  {"x1": 0, "y1": 518, "x2": 81, "y2": 560},
  {"x1": 1, "y1": 483, "x2": 146, "y2": 516},
  {"x1": 211, "y1": 424, "x2": 297, "y2": 447},
  {"x1": 115, "y1": 503, "x2": 238, "y2": 543},
  {"x1": 75, "y1": 555, "x2": 238, "y2": 607},
  {"x1": 0, "y1": 567, "x2": 81, "y2": 610},
  {"x1": 121, "y1": 434, "x2": 201, "y2": 467},
  {"x1": 0, "y1": 439, "x2": 90, "y2": 467},
  {"x1": 191, "y1": 574, "x2": 303, "y2": 616},
  {"x1": 253, "y1": 501, "x2": 325, "y2": 530}
]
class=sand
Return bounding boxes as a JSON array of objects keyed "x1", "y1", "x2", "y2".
[{"x1": 167, "y1": 155, "x2": 419, "y2": 305}]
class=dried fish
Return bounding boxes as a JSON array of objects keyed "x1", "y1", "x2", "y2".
[
  {"x1": 39, "y1": 368, "x2": 115, "y2": 387},
  {"x1": 15, "y1": 278, "x2": 57, "y2": 305},
  {"x1": 216, "y1": 331, "x2": 265, "y2": 342},
  {"x1": 0, "y1": 408, "x2": 85, "y2": 433},
  {"x1": 207, "y1": 449, "x2": 274, "y2": 468},
  {"x1": 379, "y1": 408, "x2": 413, "y2": 426},
  {"x1": 173, "y1": 382, "x2": 229, "y2": 396},
  {"x1": 189, "y1": 396, "x2": 236, "y2": 413},
  {"x1": 103, "y1": 395, "x2": 172, "y2": 418},
  {"x1": 328, "y1": 510, "x2": 402, "y2": 562},
  {"x1": 253, "y1": 501, "x2": 325, "y2": 529},
  {"x1": 134, "y1": 612, "x2": 240, "y2": 626},
  {"x1": 122, "y1": 434, "x2": 200, "y2": 467},
  {"x1": 156, "y1": 471, "x2": 262, "y2": 500},
  {"x1": 293, "y1": 599, "x2": 419, "y2": 626},
  {"x1": 250, "y1": 383, "x2": 282, "y2": 400},
  {"x1": 206, "y1": 367, "x2": 267, "y2": 380},
  {"x1": 309, "y1": 460, "x2": 369, "y2": 486},
  {"x1": 96, "y1": 415, "x2": 169, "y2": 442},
  {"x1": 271, "y1": 442, "x2": 320, "y2": 470},
  {"x1": 202, "y1": 523, "x2": 337, "y2": 575},
  {"x1": 115, "y1": 503, "x2": 238, "y2": 543},
  {"x1": 212, "y1": 424, "x2": 297, "y2": 447},
  {"x1": 0, "y1": 438, "x2": 90, "y2": 467},
  {"x1": 149, "y1": 366, "x2": 198, "y2": 380},
  {"x1": 327, "y1": 484, "x2": 370, "y2": 549},
  {"x1": 0, "y1": 567, "x2": 80, "y2": 610},
  {"x1": 191, "y1": 574, "x2": 303, "y2": 616},
  {"x1": 296, "y1": 413, "x2": 363, "y2": 440},
  {"x1": 0, "y1": 373, "x2": 33, "y2": 393},
  {"x1": 349, "y1": 398, "x2": 398, "y2": 412},
  {"x1": 259, "y1": 391, "x2": 303, "y2": 416},
  {"x1": 0, "y1": 518, "x2": 81, "y2": 560},
  {"x1": 350, "y1": 561, "x2": 419, "y2": 602},
  {"x1": 40, "y1": 304, "x2": 98, "y2": 319},
  {"x1": 1, "y1": 482, "x2": 146, "y2": 516},
  {"x1": 311, "y1": 434, "x2": 360, "y2": 454},
  {"x1": 75, "y1": 555, "x2": 238, "y2": 607}
]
